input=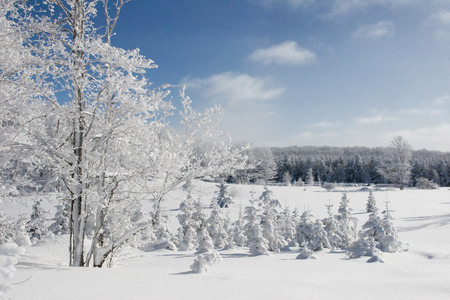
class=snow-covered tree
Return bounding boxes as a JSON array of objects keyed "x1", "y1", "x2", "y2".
[
  {"x1": 336, "y1": 193, "x2": 358, "y2": 248},
  {"x1": 243, "y1": 195, "x2": 270, "y2": 256},
  {"x1": 378, "y1": 201, "x2": 404, "y2": 253},
  {"x1": 309, "y1": 219, "x2": 331, "y2": 251},
  {"x1": 296, "y1": 210, "x2": 315, "y2": 247},
  {"x1": 177, "y1": 199, "x2": 198, "y2": 251},
  {"x1": 366, "y1": 191, "x2": 378, "y2": 213},
  {"x1": 279, "y1": 206, "x2": 297, "y2": 246},
  {"x1": 206, "y1": 204, "x2": 229, "y2": 248},
  {"x1": 322, "y1": 203, "x2": 342, "y2": 250},
  {"x1": 190, "y1": 249, "x2": 222, "y2": 274},
  {"x1": 27, "y1": 200, "x2": 49, "y2": 242},
  {"x1": 232, "y1": 206, "x2": 247, "y2": 247},
  {"x1": 1, "y1": 1, "x2": 247, "y2": 267},
  {"x1": 378, "y1": 136, "x2": 412, "y2": 190},
  {"x1": 212, "y1": 182, "x2": 234, "y2": 208},
  {"x1": 49, "y1": 200, "x2": 71, "y2": 235},
  {"x1": 306, "y1": 168, "x2": 315, "y2": 187}
]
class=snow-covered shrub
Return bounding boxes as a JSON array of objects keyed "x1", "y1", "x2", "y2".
[
  {"x1": 190, "y1": 250, "x2": 222, "y2": 274},
  {"x1": 322, "y1": 182, "x2": 336, "y2": 192},
  {"x1": 296, "y1": 246, "x2": 317, "y2": 260},
  {"x1": 415, "y1": 177, "x2": 438, "y2": 190},
  {"x1": 366, "y1": 191, "x2": 378, "y2": 213},
  {"x1": 0, "y1": 243, "x2": 25, "y2": 298}
]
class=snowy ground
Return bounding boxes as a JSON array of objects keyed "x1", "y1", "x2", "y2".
[{"x1": 7, "y1": 183, "x2": 450, "y2": 300}]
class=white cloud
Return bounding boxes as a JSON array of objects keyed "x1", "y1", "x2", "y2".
[
  {"x1": 354, "y1": 114, "x2": 397, "y2": 125},
  {"x1": 249, "y1": 41, "x2": 317, "y2": 66},
  {"x1": 424, "y1": 10, "x2": 450, "y2": 38},
  {"x1": 429, "y1": 10, "x2": 450, "y2": 26},
  {"x1": 433, "y1": 95, "x2": 450, "y2": 105},
  {"x1": 398, "y1": 108, "x2": 441, "y2": 116},
  {"x1": 307, "y1": 121, "x2": 339, "y2": 129},
  {"x1": 353, "y1": 21, "x2": 395, "y2": 39},
  {"x1": 202, "y1": 72, "x2": 284, "y2": 107}
]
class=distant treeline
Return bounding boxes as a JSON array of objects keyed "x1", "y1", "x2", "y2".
[{"x1": 231, "y1": 146, "x2": 450, "y2": 187}]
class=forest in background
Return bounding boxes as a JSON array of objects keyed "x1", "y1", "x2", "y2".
[{"x1": 231, "y1": 145, "x2": 450, "y2": 187}]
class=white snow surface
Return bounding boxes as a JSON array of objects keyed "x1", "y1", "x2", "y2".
[{"x1": 8, "y1": 183, "x2": 450, "y2": 300}]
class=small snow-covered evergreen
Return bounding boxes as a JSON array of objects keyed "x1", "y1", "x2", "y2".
[
  {"x1": 48, "y1": 200, "x2": 70, "y2": 235},
  {"x1": 177, "y1": 198, "x2": 198, "y2": 251},
  {"x1": 212, "y1": 182, "x2": 234, "y2": 208},
  {"x1": 258, "y1": 187, "x2": 286, "y2": 252},
  {"x1": 295, "y1": 210, "x2": 315, "y2": 247},
  {"x1": 366, "y1": 191, "x2": 378, "y2": 213},
  {"x1": 336, "y1": 193, "x2": 358, "y2": 248},
  {"x1": 206, "y1": 204, "x2": 229, "y2": 248},
  {"x1": 232, "y1": 206, "x2": 247, "y2": 247},
  {"x1": 310, "y1": 219, "x2": 331, "y2": 251},
  {"x1": 322, "y1": 203, "x2": 342, "y2": 250},
  {"x1": 27, "y1": 199, "x2": 49, "y2": 242},
  {"x1": 243, "y1": 196, "x2": 270, "y2": 256},
  {"x1": 378, "y1": 201, "x2": 404, "y2": 253}
]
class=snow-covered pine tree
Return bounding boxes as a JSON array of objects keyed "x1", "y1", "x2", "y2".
[
  {"x1": 243, "y1": 194, "x2": 270, "y2": 255},
  {"x1": 322, "y1": 203, "x2": 342, "y2": 250},
  {"x1": 258, "y1": 189, "x2": 286, "y2": 253},
  {"x1": 27, "y1": 199, "x2": 49, "y2": 242},
  {"x1": 196, "y1": 227, "x2": 215, "y2": 254},
  {"x1": 306, "y1": 168, "x2": 315, "y2": 187},
  {"x1": 177, "y1": 199, "x2": 198, "y2": 251},
  {"x1": 279, "y1": 206, "x2": 297, "y2": 247},
  {"x1": 206, "y1": 203, "x2": 229, "y2": 248},
  {"x1": 148, "y1": 210, "x2": 177, "y2": 251},
  {"x1": 232, "y1": 206, "x2": 247, "y2": 247},
  {"x1": 49, "y1": 200, "x2": 71, "y2": 235},
  {"x1": 347, "y1": 210, "x2": 384, "y2": 259},
  {"x1": 378, "y1": 201, "x2": 404, "y2": 252},
  {"x1": 212, "y1": 182, "x2": 234, "y2": 208},
  {"x1": 336, "y1": 193, "x2": 358, "y2": 248},
  {"x1": 366, "y1": 191, "x2": 378, "y2": 213},
  {"x1": 310, "y1": 219, "x2": 331, "y2": 251},
  {"x1": 296, "y1": 209, "x2": 315, "y2": 248}
]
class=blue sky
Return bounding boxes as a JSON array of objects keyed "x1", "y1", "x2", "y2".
[{"x1": 112, "y1": 0, "x2": 450, "y2": 151}]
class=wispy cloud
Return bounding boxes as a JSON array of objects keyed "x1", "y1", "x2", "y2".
[
  {"x1": 353, "y1": 21, "x2": 395, "y2": 39},
  {"x1": 202, "y1": 72, "x2": 285, "y2": 107},
  {"x1": 424, "y1": 10, "x2": 450, "y2": 38},
  {"x1": 433, "y1": 95, "x2": 450, "y2": 105},
  {"x1": 354, "y1": 114, "x2": 398, "y2": 125},
  {"x1": 399, "y1": 108, "x2": 441, "y2": 116},
  {"x1": 249, "y1": 41, "x2": 317, "y2": 66},
  {"x1": 307, "y1": 121, "x2": 339, "y2": 129}
]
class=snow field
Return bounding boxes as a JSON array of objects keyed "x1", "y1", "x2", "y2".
[{"x1": 8, "y1": 183, "x2": 450, "y2": 300}]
